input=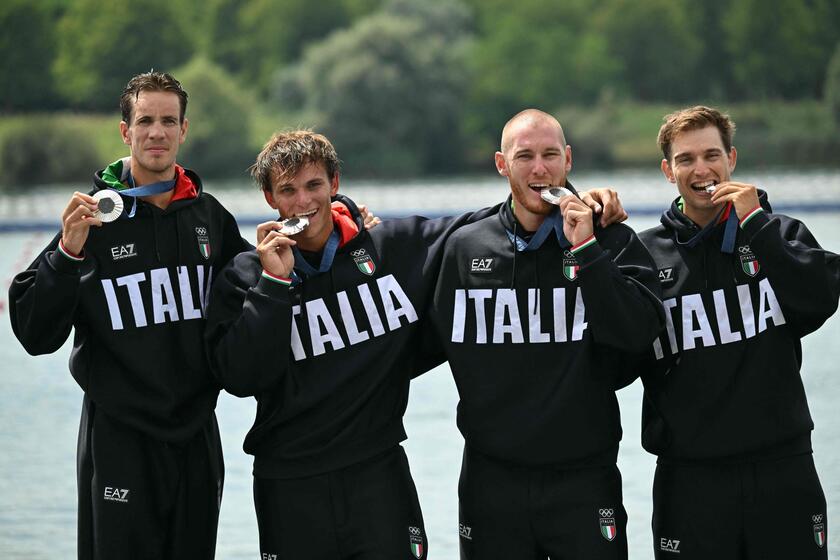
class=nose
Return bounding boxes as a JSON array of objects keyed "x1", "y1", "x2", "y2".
[
  {"x1": 532, "y1": 155, "x2": 549, "y2": 176},
  {"x1": 148, "y1": 121, "x2": 165, "y2": 139}
]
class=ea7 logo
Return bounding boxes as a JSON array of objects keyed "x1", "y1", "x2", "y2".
[
  {"x1": 470, "y1": 258, "x2": 494, "y2": 273},
  {"x1": 103, "y1": 487, "x2": 130, "y2": 503},
  {"x1": 261, "y1": 554, "x2": 278, "y2": 560},
  {"x1": 459, "y1": 523, "x2": 472, "y2": 540},
  {"x1": 658, "y1": 267, "x2": 675, "y2": 284},
  {"x1": 660, "y1": 538, "x2": 681, "y2": 553},
  {"x1": 110, "y1": 244, "x2": 137, "y2": 261}
]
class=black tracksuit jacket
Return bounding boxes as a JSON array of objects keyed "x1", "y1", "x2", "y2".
[
  {"x1": 9, "y1": 168, "x2": 248, "y2": 442},
  {"x1": 639, "y1": 193, "x2": 840, "y2": 463},
  {"x1": 431, "y1": 194, "x2": 664, "y2": 467},
  {"x1": 205, "y1": 197, "x2": 494, "y2": 478}
]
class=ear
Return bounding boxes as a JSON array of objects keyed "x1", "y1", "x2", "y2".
[
  {"x1": 120, "y1": 121, "x2": 130, "y2": 146},
  {"x1": 179, "y1": 118, "x2": 189, "y2": 144},
  {"x1": 565, "y1": 145, "x2": 573, "y2": 173},
  {"x1": 263, "y1": 189, "x2": 277, "y2": 210},
  {"x1": 330, "y1": 173, "x2": 340, "y2": 196},
  {"x1": 494, "y1": 151, "x2": 509, "y2": 177},
  {"x1": 661, "y1": 159, "x2": 676, "y2": 183},
  {"x1": 728, "y1": 146, "x2": 737, "y2": 173}
]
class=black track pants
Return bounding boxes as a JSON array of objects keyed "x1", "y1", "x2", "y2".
[
  {"x1": 254, "y1": 445, "x2": 427, "y2": 560},
  {"x1": 652, "y1": 453, "x2": 828, "y2": 560},
  {"x1": 458, "y1": 446, "x2": 628, "y2": 560},
  {"x1": 76, "y1": 396, "x2": 224, "y2": 559}
]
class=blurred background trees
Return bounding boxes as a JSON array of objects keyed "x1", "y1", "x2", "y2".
[{"x1": 0, "y1": 0, "x2": 838, "y2": 185}]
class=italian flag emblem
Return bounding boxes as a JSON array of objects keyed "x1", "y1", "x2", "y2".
[
  {"x1": 409, "y1": 526, "x2": 424, "y2": 558},
  {"x1": 195, "y1": 227, "x2": 211, "y2": 260},
  {"x1": 813, "y1": 516, "x2": 825, "y2": 548},
  {"x1": 411, "y1": 542, "x2": 423, "y2": 558},
  {"x1": 739, "y1": 251, "x2": 760, "y2": 277},
  {"x1": 563, "y1": 257, "x2": 579, "y2": 281},
  {"x1": 352, "y1": 249, "x2": 376, "y2": 276},
  {"x1": 599, "y1": 508, "x2": 617, "y2": 542}
]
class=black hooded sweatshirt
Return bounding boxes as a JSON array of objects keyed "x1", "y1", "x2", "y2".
[
  {"x1": 639, "y1": 192, "x2": 840, "y2": 463},
  {"x1": 9, "y1": 167, "x2": 249, "y2": 442},
  {"x1": 204, "y1": 196, "x2": 495, "y2": 478},
  {"x1": 430, "y1": 191, "x2": 664, "y2": 467}
]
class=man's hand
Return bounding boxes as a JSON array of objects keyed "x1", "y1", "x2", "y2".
[
  {"x1": 710, "y1": 182, "x2": 760, "y2": 220},
  {"x1": 60, "y1": 192, "x2": 102, "y2": 255},
  {"x1": 578, "y1": 188, "x2": 628, "y2": 227},
  {"x1": 357, "y1": 204, "x2": 382, "y2": 230},
  {"x1": 559, "y1": 195, "x2": 595, "y2": 246},
  {"x1": 256, "y1": 222, "x2": 297, "y2": 279}
]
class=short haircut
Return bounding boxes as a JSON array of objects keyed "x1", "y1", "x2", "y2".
[
  {"x1": 658, "y1": 106, "x2": 735, "y2": 161},
  {"x1": 500, "y1": 108, "x2": 566, "y2": 153},
  {"x1": 120, "y1": 71, "x2": 188, "y2": 124},
  {"x1": 251, "y1": 130, "x2": 341, "y2": 192}
]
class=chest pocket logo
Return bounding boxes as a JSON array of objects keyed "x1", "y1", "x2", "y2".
[
  {"x1": 738, "y1": 245, "x2": 760, "y2": 277},
  {"x1": 352, "y1": 248, "x2": 376, "y2": 276},
  {"x1": 196, "y1": 227, "x2": 211, "y2": 260}
]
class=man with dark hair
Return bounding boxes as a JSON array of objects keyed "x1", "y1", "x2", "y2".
[
  {"x1": 8, "y1": 70, "x2": 250, "y2": 558},
  {"x1": 638, "y1": 105, "x2": 840, "y2": 559},
  {"x1": 430, "y1": 108, "x2": 664, "y2": 560}
]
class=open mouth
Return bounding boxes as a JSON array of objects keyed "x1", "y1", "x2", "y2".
[
  {"x1": 296, "y1": 209, "x2": 318, "y2": 218},
  {"x1": 691, "y1": 180, "x2": 718, "y2": 194}
]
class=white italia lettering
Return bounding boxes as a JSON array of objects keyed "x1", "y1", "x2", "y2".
[
  {"x1": 492, "y1": 289, "x2": 524, "y2": 343},
  {"x1": 654, "y1": 279, "x2": 787, "y2": 360},
  {"x1": 553, "y1": 288, "x2": 567, "y2": 342},
  {"x1": 100, "y1": 266, "x2": 213, "y2": 330},
  {"x1": 528, "y1": 289, "x2": 550, "y2": 343},
  {"x1": 737, "y1": 284, "x2": 756, "y2": 338},
  {"x1": 757, "y1": 277, "x2": 786, "y2": 332},
  {"x1": 306, "y1": 299, "x2": 345, "y2": 356},
  {"x1": 288, "y1": 276, "x2": 420, "y2": 361},
  {"x1": 177, "y1": 266, "x2": 202, "y2": 321},
  {"x1": 101, "y1": 279, "x2": 124, "y2": 330},
  {"x1": 290, "y1": 305, "x2": 306, "y2": 360},
  {"x1": 571, "y1": 288, "x2": 588, "y2": 341},
  {"x1": 337, "y1": 290, "x2": 370, "y2": 345},
  {"x1": 150, "y1": 268, "x2": 179, "y2": 324},
  {"x1": 467, "y1": 289, "x2": 492, "y2": 343},
  {"x1": 358, "y1": 284, "x2": 386, "y2": 337},
  {"x1": 452, "y1": 289, "x2": 467, "y2": 343},
  {"x1": 116, "y1": 272, "x2": 148, "y2": 328},
  {"x1": 681, "y1": 294, "x2": 715, "y2": 350},
  {"x1": 377, "y1": 274, "x2": 418, "y2": 330},
  {"x1": 713, "y1": 289, "x2": 742, "y2": 344},
  {"x1": 199, "y1": 265, "x2": 213, "y2": 313}
]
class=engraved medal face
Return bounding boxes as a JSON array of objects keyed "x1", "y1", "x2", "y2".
[
  {"x1": 540, "y1": 186, "x2": 573, "y2": 205},
  {"x1": 277, "y1": 216, "x2": 309, "y2": 235},
  {"x1": 93, "y1": 190, "x2": 124, "y2": 223}
]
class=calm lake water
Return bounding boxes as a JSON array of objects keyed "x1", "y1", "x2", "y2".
[{"x1": 1, "y1": 170, "x2": 839, "y2": 559}]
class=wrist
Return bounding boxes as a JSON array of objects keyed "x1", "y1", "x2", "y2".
[
  {"x1": 261, "y1": 269, "x2": 293, "y2": 286},
  {"x1": 58, "y1": 239, "x2": 84, "y2": 261}
]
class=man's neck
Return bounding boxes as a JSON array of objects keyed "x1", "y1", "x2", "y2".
[
  {"x1": 131, "y1": 161, "x2": 176, "y2": 210},
  {"x1": 512, "y1": 203, "x2": 544, "y2": 233},
  {"x1": 296, "y1": 220, "x2": 335, "y2": 253}
]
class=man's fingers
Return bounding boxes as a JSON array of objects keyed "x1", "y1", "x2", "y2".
[{"x1": 578, "y1": 191, "x2": 603, "y2": 214}]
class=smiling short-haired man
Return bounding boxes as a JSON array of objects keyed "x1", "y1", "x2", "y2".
[
  {"x1": 9, "y1": 71, "x2": 250, "y2": 558},
  {"x1": 638, "y1": 105, "x2": 840, "y2": 559}
]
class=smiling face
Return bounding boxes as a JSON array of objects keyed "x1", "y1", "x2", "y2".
[
  {"x1": 120, "y1": 90, "x2": 188, "y2": 185},
  {"x1": 662, "y1": 124, "x2": 737, "y2": 225},
  {"x1": 495, "y1": 114, "x2": 572, "y2": 231},
  {"x1": 263, "y1": 161, "x2": 339, "y2": 252}
]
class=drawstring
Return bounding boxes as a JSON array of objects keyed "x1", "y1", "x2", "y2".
[{"x1": 510, "y1": 221, "x2": 518, "y2": 290}]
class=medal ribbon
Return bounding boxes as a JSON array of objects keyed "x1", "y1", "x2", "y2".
[
  {"x1": 292, "y1": 229, "x2": 340, "y2": 278},
  {"x1": 505, "y1": 207, "x2": 571, "y2": 252}
]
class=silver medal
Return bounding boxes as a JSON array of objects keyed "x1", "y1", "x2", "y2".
[
  {"x1": 93, "y1": 190, "x2": 124, "y2": 223},
  {"x1": 276, "y1": 215, "x2": 309, "y2": 235},
  {"x1": 540, "y1": 186, "x2": 573, "y2": 205},
  {"x1": 705, "y1": 185, "x2": 717, "y2": 194}
]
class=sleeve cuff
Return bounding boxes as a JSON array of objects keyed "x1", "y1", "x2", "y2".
[
  {"x1": 255, "y1": 271, "x2": 293, "y2": 299},
  {"x1": 739, "y1": 208, "x2": 771, "y2": 239},
  {"x1": 569, "y1": 235, "x2": 604, "y2": 265},
  {"x1": 58, "y1": 240, "x2": 84, "y2": 262}
]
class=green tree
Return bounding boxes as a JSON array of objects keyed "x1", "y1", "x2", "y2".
[
  {"x1": 174, "y1": 58, "x2": 255, "y2": 178},
  {"x1": 0, "y1": 0, "x2": 60, "y2": 111},
  {"x1": 461, "y1": 0, "x2": 619, "y2": 160},
  {"x1": 723, "y1": 0, "x2": 837, "y2": 99},
  {"x1": 826, "y1": 43, "x2": 840, "y2": 126},
  {"x1": 595, "y1": 0, "x2": 703, "y2": 102},
  {"x1": 275, "y1": 0, "x2": 474, "y2": 176},
  {"x1": 207, "y1": 0, "x2": 355, "y2": 96},
  {"x1": 53, "y1": 0, "x2": 193, "y2": 110}
]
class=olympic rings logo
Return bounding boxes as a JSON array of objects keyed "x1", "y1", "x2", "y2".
[
  {"x1": 351, "y1": 249, "x2": 367, "y2": 257},
  {"x1": 409, "y1": 526, "x2": 422, "y2": 536},
  {"x1": 738, "y1": 245, "x2": 752, "y2": 254},
  {"x1": 599, "y1": 508, "x2": 614, "y2": 517},
  {"x1": 813, "y1": 514, "x2": 823, "y2": 523},
  {"x1": 195, "y1": 227, "x2": 207, "y2": 236}
]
